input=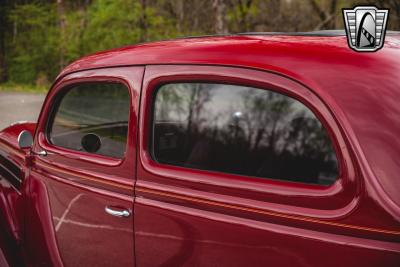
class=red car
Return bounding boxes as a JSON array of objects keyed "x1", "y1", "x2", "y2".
[{"x1": 1, "y1": 31, "x2": 400, "y2": 267}]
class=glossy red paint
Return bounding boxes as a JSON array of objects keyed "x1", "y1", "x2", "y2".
[
  {"x1": 58, "y1": 33, "x2": 400, "y2": 210},
  {"x1": 134, "y1": 65, "x2": 400, "y2": 266},
  {"x1": 0, "y1": 33, "x2": 399, "y2": 266},
  {"x1": 0, "y1": 122, "x2": 35, "y2": 239},
  {"x1": 26, "y1": 67, "x2": 143, "y2": 267}
]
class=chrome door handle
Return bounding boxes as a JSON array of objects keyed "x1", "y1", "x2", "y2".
[
  {"x1": 105, "y1": 206, "x2": 131, "y2": 218},
  {"x1": 33, "y1": 150, "x2": 48, "y2": 157}
]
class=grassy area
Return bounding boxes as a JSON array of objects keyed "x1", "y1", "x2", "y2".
[{"x1": 0, "y1": 82, "x2": 48, "y2": 93}]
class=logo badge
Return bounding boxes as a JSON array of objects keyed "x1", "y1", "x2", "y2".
[{"x1": 343, "y1": 6, "x2": 389, "y2": 52}]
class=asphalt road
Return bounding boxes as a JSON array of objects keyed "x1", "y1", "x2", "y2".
[{"x1": 0, "y1": 92, "x2": 46, "y2": 131}]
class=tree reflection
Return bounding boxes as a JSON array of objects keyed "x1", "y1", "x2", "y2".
[{"x1": 154, "y1": 83, "x2": 338, "y2": 185}]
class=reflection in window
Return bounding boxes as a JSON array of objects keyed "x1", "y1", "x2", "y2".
[
  {"x1": 153, "y1": 83, "x2": 338, "y2": 185},
  {"x1": 49, "y1": 83, "x2": 130, "y2": 158}
]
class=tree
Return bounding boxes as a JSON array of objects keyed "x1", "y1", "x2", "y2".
[
  {"x1": 57, "y1": 0, "x2": 67, "y2": 69},
  {"x1": 213, "y1": 0, "x2": 228, "y2": 34},
  {"x1": 0, "y1": 0, "x2": 11, "y2": 82},
  {"x1": 8, "y1": 3, "x2": 59, "y2": 84},
  {"x1": 308, "y1": 0, "x2": 338, "y2": 30}
]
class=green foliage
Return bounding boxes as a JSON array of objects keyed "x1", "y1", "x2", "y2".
[
  {"x1": 0, "y1": 82, "x2": 48, "y2": 93},
  {"x1": 82, "y1": 0, "x2": 142, "y2": 53},
  {"x1": 1, "y1": 0, "x2": 399, "y2": 90},
  {"x1": 227, "y1": 0, "x2": 260, "y2": 32},
  {"x1": 4, "y1": 0, "x2": 179, "y2": 86},
  {"x1": 8, "y1": 4, "x2": 59, "y2": 84},
  {"x1": 76, "y1": 0, "x2": 177, "y2": 56}
]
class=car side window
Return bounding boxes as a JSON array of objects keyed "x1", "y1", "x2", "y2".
[
  {"x1": 152, "y1": 83, "x2": 339, "y2": 185},
  {"x1": 48, "y1": 82, "x2": 130, "y2": 159}
]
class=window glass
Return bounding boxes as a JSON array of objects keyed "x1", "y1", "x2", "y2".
[
  {"x1": 153, "y1": 83, "x2": 338, "y2": 185},
  {"x1": 49, "y1": 82, "x2": 130, "y2": 159}
]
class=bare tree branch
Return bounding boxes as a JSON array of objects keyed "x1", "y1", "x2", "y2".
[{"x1": 213, "y1": 0, "x2": 228, "y2": 34}]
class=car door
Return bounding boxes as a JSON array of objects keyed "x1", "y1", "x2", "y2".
[
  {"x1": 26, "y1": 67, "x2": 143, "y2": 267},
  {"x1": 134, "y1": 65, "x2": 399, "y2": 267}
]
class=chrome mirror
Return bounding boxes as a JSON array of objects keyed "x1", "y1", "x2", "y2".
[{"x1": 18, "y1": 130, "x2": 33, "y2": 149}]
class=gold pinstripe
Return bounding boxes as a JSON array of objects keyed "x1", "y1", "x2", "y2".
[{"x1": 33, "y1": 160, "x2": 400, "y2": 236}]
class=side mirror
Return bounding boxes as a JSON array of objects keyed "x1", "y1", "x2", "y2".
[
  {"x1": 81, "y1": 133, "x2": 101, "y2": 153},
  {"x1": 18, "y1": 130, "x2": 33, "y2": 149}
]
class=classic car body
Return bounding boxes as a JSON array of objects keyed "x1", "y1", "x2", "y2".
[{"x1": 0, "y1": 30, "x2": 400, "y2": 267}]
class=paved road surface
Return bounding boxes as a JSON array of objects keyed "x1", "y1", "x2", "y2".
[{"x1": 0, "y1": 92, "x2": 46, "y2": 131}]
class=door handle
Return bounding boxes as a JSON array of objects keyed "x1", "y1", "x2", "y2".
[
  {"x1": 33, "y1": 150, "x2": 48, "y2": 157},
  {"x1": 105, "y1": 206, "x2": 131, "y2": 218}
]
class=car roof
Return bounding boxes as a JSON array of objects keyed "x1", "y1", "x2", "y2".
[{"x1": 58, "y1": 30, "x2": 400, "y2": 80}]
